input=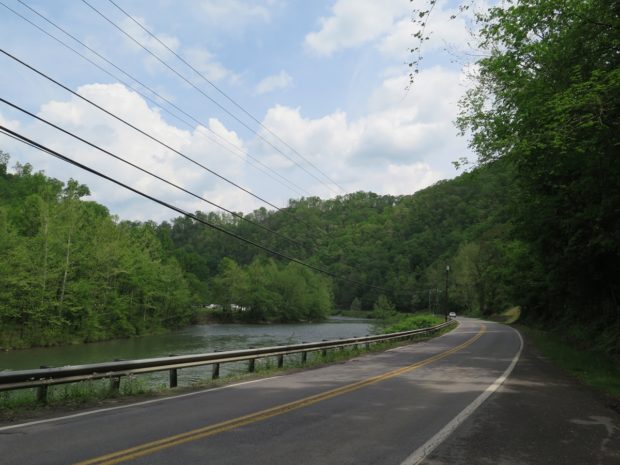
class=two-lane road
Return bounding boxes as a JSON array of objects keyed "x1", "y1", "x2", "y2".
[{"x1": 1, "y1": 319, "x2": 522, "y2": 465}]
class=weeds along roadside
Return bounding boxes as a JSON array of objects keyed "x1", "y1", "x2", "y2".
[{"x1": 486, "y1": 306, "x2": 620, "y2": 401}]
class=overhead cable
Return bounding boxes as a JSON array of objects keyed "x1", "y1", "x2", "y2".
[
  {"x1": 0, "y1": 125, "x2": 393, "y2": 293},
  {"x1": 81, "y1": 0, "x2": 342, "y2": 196},
  {"x1": 0, "y1": 48, "x2": 326, "y2": 233},
  {"x1": 5, "y1": 0, "x2": 310, "y2": 198},
  {"x1": 0, "y1": 97, "x2": 309, "y2": 250},
  {"x1": 107, "y1": 0, "x2": 347, "y2": 194}
]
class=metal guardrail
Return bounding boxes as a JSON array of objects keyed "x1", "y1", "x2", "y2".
[{"x1": 0, "y1": 321, "x2": 453, "y2": 402}]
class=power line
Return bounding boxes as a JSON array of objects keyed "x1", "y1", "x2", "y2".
[
  {"x1": 5, "y1": 0, "x2": 310, "y2": 199},
  {"x1": 107, "y1": 0, "x2": 347, "y2": 194},
  {"x1": 0, "y1": 96, "x2": 309, "y2": 250},
  {"x1": 81, "y1": 0, "x2": 342, "y2": 196},
  {"x1": 0, "y1": 47, "x2": 326, "y2": 234},
  {"x1": 0, "y1": 124, "x2": 393, "y2": 294}
]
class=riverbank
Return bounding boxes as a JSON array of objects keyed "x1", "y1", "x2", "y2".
[
  {"x1": 0, "y1": 312, "x2": 368, "y2": 353},
  {"x1": 0, "y1": 320, "x2": 374, "y2": 371},
  {"x1": 0, "y1": 319, "x2": 456, "y2": 422}
]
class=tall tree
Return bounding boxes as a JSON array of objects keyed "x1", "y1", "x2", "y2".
[{"x1": 457, "y1": 0, "x2": 620, "y2": 343}]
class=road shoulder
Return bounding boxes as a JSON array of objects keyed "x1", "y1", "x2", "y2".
[{"x1": 422, "y1": 330, "x2": 620, "y2": 465}]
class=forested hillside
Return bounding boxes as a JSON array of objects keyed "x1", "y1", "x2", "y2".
[
  {"x1": 1, "y1": 151, "x2": 521, "y2": 349},
  {"x1": 0, "y1": 153, "x2": 194, "y2": 348},
  {"x1": 163, "y1": 158, "x2": 520, "y2": 318},
  {"x1": 456, "y1": 0, "x2": 620, "y2": 355},
  {"x1": 1, "y1": 0, "x2": 617, "y2": 356}
]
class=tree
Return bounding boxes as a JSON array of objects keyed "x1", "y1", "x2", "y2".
[
  {"x1": 350, "y1": 297, "x2": 362, "y2": 312},
  {"x1": 457, "y1": 0, "x2": 620, "y2": 349},
  {"x1": 373, "y1": 295, "x2": 396, "y2": 319},
  {"x1": 452, "y1": 239, "x2": 510, "y2": 316},
  {"x1": 0, "y1": 154, "x2": 198, "y2": 348}
]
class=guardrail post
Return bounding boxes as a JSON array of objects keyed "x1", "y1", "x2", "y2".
[
  {"x1": 0, "y1": 322, "x2": 450, "y2": 397},
  {"x1": 36, "y1": 365, "x2": 49, "y2": 404},
  {"x1": 110, "y1": 376, "x2": 120, "y2": 393},
  {"x1": 36, "y1": 384, "x2": 48, "y2": 404},
  {"x1": 169, "y1": 369, "x2": 178, "y2": 388},
  {"x1": 168, "y1": 354, "x2": 178, "y2": 388}
]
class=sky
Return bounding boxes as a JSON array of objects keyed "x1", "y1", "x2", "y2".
[{"x1": 0, "y1": 0, "x2": 481, "y2": 221}]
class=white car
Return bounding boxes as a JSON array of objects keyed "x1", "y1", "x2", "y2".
[{"x1": 448, "y1": 312, "x2": 456, "y2": 319}]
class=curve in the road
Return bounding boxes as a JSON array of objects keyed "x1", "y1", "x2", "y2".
[
  {"x1": 1, "y1": 319, "x2": 524, "y2": 465},
  {"x1": 75, "y1": 324, "x2": 486, "y2": 465}
]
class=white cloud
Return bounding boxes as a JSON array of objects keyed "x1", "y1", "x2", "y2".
[
  {"x1": 117, "y1": 16, "x2": 238, "y2": 84},
  {"x1": 119, "y1": 16, "x2": 180, "y2": 58},
  {"x1": 183, "y1": 47, "x2": 240, "y2": 83},
  {"x1": 0, "y1": 112, "x2": 21, "y2": 132},
  {"x1": 250, "y1": 65, "x2": 469, "y2": 198},
  {"x1": 305, "y1": 0, "x2": 479, "y2": 62},
  {"x1": 1, "y1": 64, "x2": 470, "y2": 220},
  {"x1": 8, "y1": 83, "x2": 252, "y2": 221},
  {"x1": 199, "y1": 0, "x2": 272, "y2": 28},
  {"x1": 255, "y1": 70, "x2": 293, "y2": 95},
  {"x1": 378, "y1": 2, "x2": 478, "y2": 60},
  {"x1": 354, "y1": 162, "x2": 441, "y2": 195},
  {"x1": 304, "y1": 0, "x2": 406, "y2": 56}
]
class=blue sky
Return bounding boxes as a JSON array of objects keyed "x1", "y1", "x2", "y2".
[{"x1": 0, "y1": 0, "x2": 480, "y2": 220}]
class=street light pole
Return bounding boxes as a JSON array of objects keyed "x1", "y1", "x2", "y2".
[{"x1": 445, "y1": 264, "x2": 450, "y2": 321}]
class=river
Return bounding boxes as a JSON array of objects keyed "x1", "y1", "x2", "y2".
[{"x1": 0, "y1": 318, "x2": 373, "y2": 385}]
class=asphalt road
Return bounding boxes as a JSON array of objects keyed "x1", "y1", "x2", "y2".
[
  {"x1": 1, "y1": 319, "x2": 524, "y2": 465},
  {"x1": 424, "y1": 326, "x2": 620, "y2": 465}
]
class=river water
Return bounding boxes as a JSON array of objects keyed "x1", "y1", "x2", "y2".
[{"x1": 0, "y1": 318, "x2": 373, "y2": 385}]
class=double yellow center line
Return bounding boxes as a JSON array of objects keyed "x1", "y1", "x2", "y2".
[{"x1": 76, "y1": 325, "x2": 486, "y2": 465}]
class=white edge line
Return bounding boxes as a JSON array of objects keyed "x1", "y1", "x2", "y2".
[
  {"x1": 400, "y1": 325, "x2": 524, "y2": 465},
  {"x1": 0, "y1": 376, "x2": 281, "y2": 432}
]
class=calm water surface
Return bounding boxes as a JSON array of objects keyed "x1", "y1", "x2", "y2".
[{"x1": 0, "y1": 319, "x2": 373, "y2": 384}]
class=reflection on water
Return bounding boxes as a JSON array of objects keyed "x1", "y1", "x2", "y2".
[{"x1": 0, "y1": 319, "x2": 373, "y2": 383}]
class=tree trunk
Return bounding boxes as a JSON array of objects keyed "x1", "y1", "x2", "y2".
[{"x1": 59, "y1": 231, "x2": 71, "y2": 314}]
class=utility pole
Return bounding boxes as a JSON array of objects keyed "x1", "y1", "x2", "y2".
[
  {"x1": 428, "y1": 289, "x2": 432, "y2": 313},
  {"x1": 445, "y1": 264, "x2": 450, "y2": 321}
]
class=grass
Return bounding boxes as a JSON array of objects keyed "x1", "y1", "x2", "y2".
[
  {"x1": 520, "y1": 325, "x2": 620, "y2": 400},
  {"x1": 485, "y1": 306, "x2": 620, "y2": 400},
  {"x1": 0, "y1": 320, "x2": 456, "y2": 421},
  {"x1": 0, "y1": 376, "x2": 155, "y2": 421},
  {"x1": 378, "y1": 312, "x2": 445, "y2": 334},
  {"x1": 486, "y1": 306, "x2": 521, "y2": 324}
]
